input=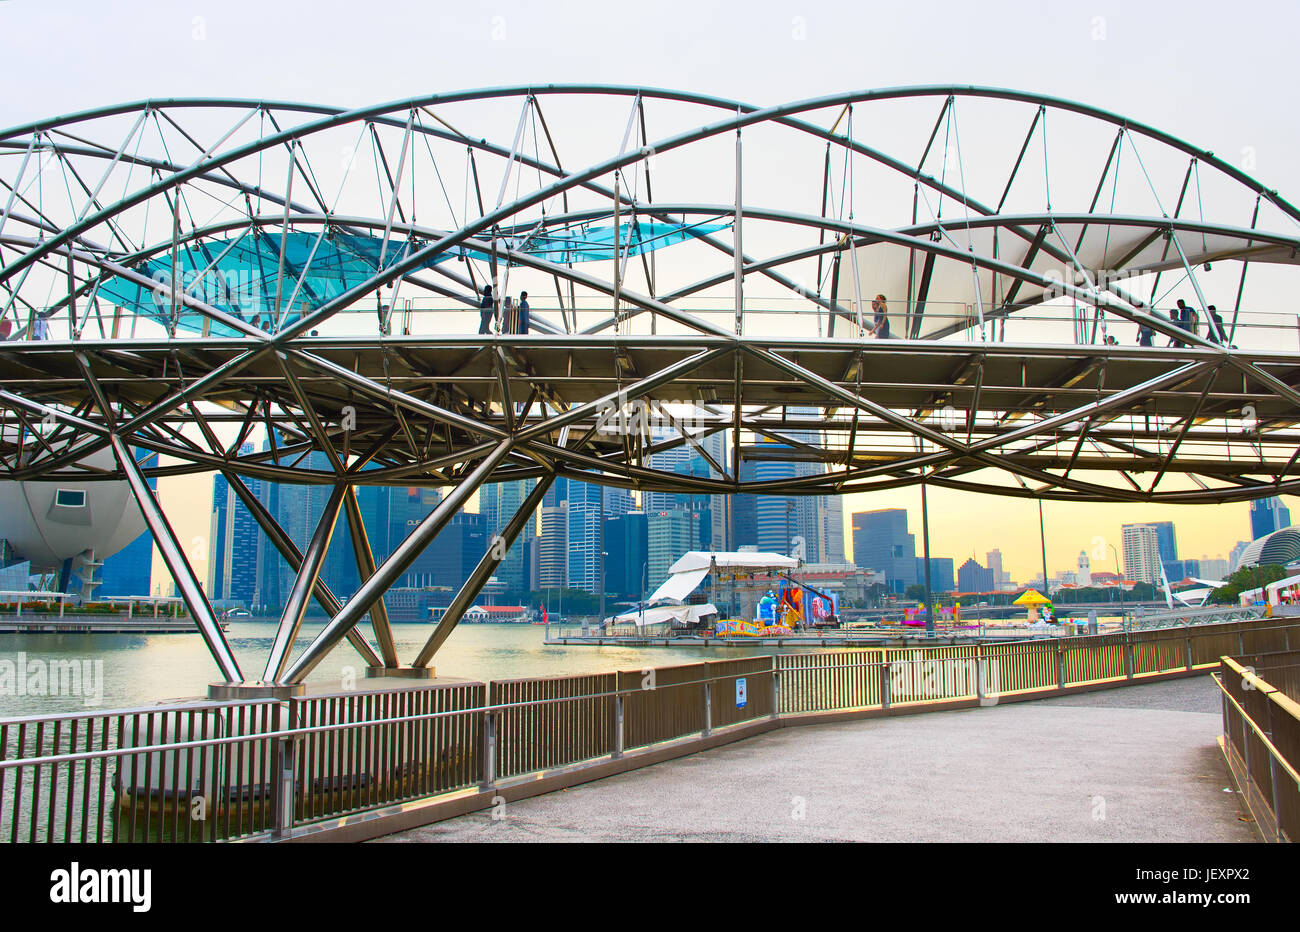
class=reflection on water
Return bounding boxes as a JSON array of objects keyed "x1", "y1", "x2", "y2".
[{"x1": 0, "y1": 622, "x2": 815, "y2": 717}]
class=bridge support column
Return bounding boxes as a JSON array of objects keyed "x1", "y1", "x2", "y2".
[
  {"x1": 224, "y1": 470, "x2": 382, "y2": 670},
  {"x1": 879, "y1": 660, "x2": 892, "y2": 709},
  {"x1": 413, "y1": 473, "x2": 554, "y2": 668},
  {"x1": 343, "y1": 486, "x2": 399, "y2": 668},
  {"x1": 109, "y1": 434, "x2": 242, "y2": 682},
  {"x1": 264, "y1": 482, "x2": 347, "y2": 683},
  {"x1": 285, "y1": 437, "x2": 514, "y2": 684}
]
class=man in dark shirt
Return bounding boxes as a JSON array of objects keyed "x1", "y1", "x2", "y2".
[
  {"x1": 1169, "y1": 300, "x2": 1188, "y2": 347},
  {"x1": 518, "y1": 291, "x2": 530, "y2": 334},
  {"x1": 478, "y1": 285, "x2": 495, "y2": 335},
  {"x1": 1207, "y1": 305, "x2": 1227, "y2": 344}
]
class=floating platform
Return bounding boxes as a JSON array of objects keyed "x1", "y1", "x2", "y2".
[
  {"x1": 543, "y1": 631, "x2": 1034, "y2": 648},
  {"x1": 0, "y1": 615, "x2": 222, "y2": 634}
]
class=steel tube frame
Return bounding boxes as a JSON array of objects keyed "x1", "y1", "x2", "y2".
[
  {"x1": 221, "y1": 469, "x2": 383, "y2": 667},
  {"x1": 282, "y1": 436, "x2": 514, "y2": 683},
  {"x1": 263, "y1": 481, "x2": 346, "y2": 683},
  {"x1": 413, "y1": 473, "x2": 555, "y2": 668},
  {"x1": 108, "y1": 433, "x2": 241, "y2": 681}
]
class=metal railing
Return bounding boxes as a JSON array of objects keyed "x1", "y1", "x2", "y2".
[
  {"x1": 1216, "y1": 651, "x2": 1300, "y2": 843},
  {"x1": 10, "y1": 294, "x2": 1300, "y2": 352},
  {"x1": 2, "y1": 616, "x2": 1296, "y2": 843}
]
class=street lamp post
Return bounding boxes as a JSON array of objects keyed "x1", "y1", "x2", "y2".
[
  {"x1": 1038, "y1": 499, "x2": 1049, "y2": 598},
  {"x1": 1108, "y1": 542, "x2": 1125, "y2": 627},
  {"x1": 600, "y1": 551, "x2": 609, "y2": 627},
  {"x1": 921, "y1": 475, "x2": 934, "y2": 635}
]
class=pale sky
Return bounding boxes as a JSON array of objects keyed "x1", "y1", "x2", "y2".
[{"x1": 3, "y1": 0, "x2": 1297, "y2": 588}]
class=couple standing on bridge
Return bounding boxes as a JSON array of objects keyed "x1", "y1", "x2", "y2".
[{"x1": 477, "y1": 285, "x2": 529, "y2": 335}]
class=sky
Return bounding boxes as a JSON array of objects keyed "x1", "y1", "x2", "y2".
[{"x1": 2, "y1": 0, "x2": 1297, "y2": 588}]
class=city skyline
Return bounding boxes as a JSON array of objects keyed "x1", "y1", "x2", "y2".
[{"x1": 134, "y1": 461, "x2": 1298, "y2": 600}]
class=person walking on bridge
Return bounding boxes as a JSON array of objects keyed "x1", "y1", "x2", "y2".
[
  {"x1": 869, "y1": 294, "x2": 891, "y2": 338},
  {"x1": 517, "y1": 291, "x2": 530, "y2": 334},
  {"x1": 478, "y1": 284, "x2": 496, "y2": 335}
]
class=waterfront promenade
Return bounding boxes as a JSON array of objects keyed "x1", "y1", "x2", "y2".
[{"x1": 378, "y1": 675, "x2": 1255, "y2": 843}]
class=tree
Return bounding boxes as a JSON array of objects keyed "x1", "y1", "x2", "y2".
[
  {"x1": 905, "y1": 583, "x2": 927, "y2": 601},
  {"x1": 1210, "y1": 564, "x2": 1288, "y2": 604}
]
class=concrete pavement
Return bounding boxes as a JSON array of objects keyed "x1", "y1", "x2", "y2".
[{"x1": 375, "y1": 675, "x2": 1257, "y2": 843}]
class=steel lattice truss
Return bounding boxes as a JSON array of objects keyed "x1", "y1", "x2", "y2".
[{"x1": 1, "y1": 86, "x2": 1298, "y2": 684}]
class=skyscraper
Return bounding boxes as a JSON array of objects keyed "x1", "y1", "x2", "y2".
[
  {"x1": 479, "y1": 478, "x2": 537, "y2": 594},
  {"x1": 1148, "y1": 521, "x2": 1178, "y2": 565},
  {"x1": 817, "y1": 495, "x2": 846, "y2": 565},
  {"x1": 1122, "y1": 523, "x2": 1163, "y2": 585},
  {"x1": 208, "y1": 442, "x2": 260, "y2": 606},
  {"x1": 1250, "y1": 497, "x2": 1292, "y2": 541},
  {"x1": 645, "y1": 428, "x2": 729, "y2": 552},
  {"x1": 957, "y1": 557, "x2": 995, "y2": 593},
  {"x1": 915, "y1": 557, "x2": 955, "y2": 593},
  {"x1": 606, "y1": 511, "x2": 649, "y2": 598},
  {"x1": 566, "y1": 480, "x2": 633, "y2": 593},
  {"x1": 851, "y1": 509, "x2": 916, "y2": 593},
  {"x1": 985, "y1": 549, "x2": 1005, "y2": 589},
  {"x1": 537, "y1": 477, "x2": 569, "y2": 589},
  {"x1": 403, "y1": 511, "x2": 486, "y2": 589}
]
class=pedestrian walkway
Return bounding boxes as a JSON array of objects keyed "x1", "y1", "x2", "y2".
[{"x1": 376, "y1": 675, "x2": 1257, "y2": 843}]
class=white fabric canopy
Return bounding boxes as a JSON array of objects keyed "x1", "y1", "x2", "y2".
[
  {"x1": 837, "y1": 218, "x2": 1300, "y2": 339},
  {"x1": 665, "y1": 551, "x2": 798, "y2": 575},
  {"x1": 647, "y1": 551, "x2": 799, "y2": 604},
  {"x1": 611, "y1": 603, "x2": 719, "y2": 628},
  {"x1": 647, "y1": 567, "x2": 710, "y2": 603}
]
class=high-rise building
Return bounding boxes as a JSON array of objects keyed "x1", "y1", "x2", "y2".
[
  {"x1": 208, "y1": 442, "x2": 260, "y2": 606},
  {"x1": 728, "y1": 415, "x2": 843, "y2": 564},
  {"x1": 403, "y1": 511, "x2": 486, "y2": 589},
  {"x1": 1199, "y1": 557, "x2": 1230, "y2": 580},
  {"x1": 479, "y1": 478, "x2": 537, "y2": 594},
  {"x1": 537, "y1": 504, "x2": 569, "y2": 588},
  {"x1": 851, "y1": 509, "x2": 916, "y2": 593},
  {"x1": 1122, "y1": 523, "x2": 1163, "y2": 585},
  {"x1": 645, "y1": 428, "x2": 729, "y2": 552},
  {"x1": 914, "y1": 557, "x2": 955, "y2": 593},
  {"x1": 957, "y1": 558, "x2": 995, "y2": 593},
  {"x1": 985, "y1": 549, "x2": 1004, "y2": 589},
  {"x1": 1250, "y1": 497, "x2": 1292, "y2": 541},
  {"x1": 1229, "y1": 540, "x2": 1250, "y2": 572},
  {"x1": 647, "y1": 509, "x2": 701, "y2": 587},
  {"x1": 1147, "y1": 521, "x2": 1178, "y2": 565},
  {"x1": 1165, "y1": 559, "x2": 1201, "y2": 581},
  {"x1": 817, "y1": 496, "x2": 846, "y2": 565},
  {"x1": 735, "y1": 459, "x2": 820, "y2": 558},
  {"x1": 566, "y1": 481, "x2": 633, "y2": 594},
  {"x1": 606, "y1": 511, "x2": 649, "y2": 598}
]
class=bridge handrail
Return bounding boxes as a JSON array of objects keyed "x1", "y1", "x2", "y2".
[{"x1": 1, "y1": 614, "x2": 1295, "y2": 842}]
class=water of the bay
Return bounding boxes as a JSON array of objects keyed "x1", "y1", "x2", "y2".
[{"x1": 0, "y1": 622, "x2": 817, "y2": 717}]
